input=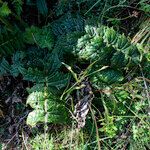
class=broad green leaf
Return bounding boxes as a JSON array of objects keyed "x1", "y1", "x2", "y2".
[
  {"x1": 26, "y1": 109, "x2": 67, "y2": 127},
  {"x1": 26, "y1": 92, "x2": 44, "y2": 108},
  {"x1": 91, "y1": 69, "x2": 124, "y2": 85},
  {"x1": 26, "y1": 91, "x2": 68, "y2": 127},
  {"x1": 26, "y1": 109, "x2": 45, "y2": 127},
  {"x1": 111, "y1": 51, "x2": 128, "y2": 69}
]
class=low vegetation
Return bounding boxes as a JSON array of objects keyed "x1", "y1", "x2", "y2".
[{"x1": 0, "y1": 0, "x2": 150, "y2": 149}]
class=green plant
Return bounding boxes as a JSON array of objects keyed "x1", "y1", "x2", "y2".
[
  {"x1": 0, "y1": 2, "x2": 11, "y2": 18},
  {"x1": 24, "y1": 26, "x2": 54, "y2": 50},
  {"x1": 139, "y1": 0, "x2": 150, "y2": 14},
  {"x1": 11, "y1": 0, "x2": 23, "y2": 16},
  {"x1": 30, "y1": 134, "x2": 54, "y2": 150},
  {"x1": 68, "y1": 25, "x2": 140, "y2": 88},
  {"x1": 97, "y1": 78, "x2": 150, "y2": 149},
  {"x1": 26, "y1": 91, "x2": 68, "y2": 127},
  {"x1": 0, "y1": 1, "x2": 150, "y2": 149},
  {"x1": 0, "y1": 50, "x2": 70, "y2": 124},
  {"x1": 0, "y1": 27, "x2": 24, "y2": 57}
]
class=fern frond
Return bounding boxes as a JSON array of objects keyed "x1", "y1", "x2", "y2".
[
  {"x1": 0, "y1": 51, "x2": 26, "y2": 76},
  {"x1": 71, "y1": 25, "x2": 141, "y2": 86},
  {"x1": 110, "y1": 51, "x2": 128, "y2": 69},
  {"x1": 10, "y1": 51, "x2": 26, "y2": 76}
]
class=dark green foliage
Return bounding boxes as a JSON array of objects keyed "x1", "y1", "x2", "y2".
[
  {"x1": 0, "y1": 27, "x2": 24, "y2": 57},
  {"x1": 0, "y1": 51, "x2": 25, "y2": 76},
  {"x1": 52, "y1": 13, "x2": 85, "y2": 60},
  {"x1": 36, "y1": 0, "x2": 48, "y2": 16},
  {"x1": 0, "y1": 1, "x2": 149, "y2": 149},
  {"x1": 54, "y1": 0, "x2": 72, "y2": 17},
  {"x1": 91, "y1": 69, "x2": 124, "y2": 85},
  {"x1": 53, "y1": 0, "x2": 130, "y2": 21},
  {"x1": 0, "y1": 58, "x2": 11, "y2": 75},
  {"x1": 10, "y1": 51, "x2": 25, "y2": 76},
  {"x1": 110, "y1": 51, "x2": 128, "y2": 69},
  {"x1": 24, "y1": 26, "x2": 54, "y2": 50},
  {"x1": 0, "y1": 46, "x2": 70, "y2": 127},
  {"x1": 142, "y1": 53, "x2": 150, "y2": 78},
  {"x1": 0, "y1": 0, "x2": 23, "y2": 17},
  {"x1": 0, "y1": 48, "x2": 69, "y2": 90},
  {"x1": 139, "y1": 0, "x2": 150, "y2": 15},
  {"x1": 51, "y1": 13, "x2": 84, "y2": 37},
  {"x1": 11, "y1": 0, "x2": 23, "y2": 16},
  {"x1": 54, "y1": 31, "x2": 84, "y2": 57},
  {"x1": 0, "y1": 2, "x2": 11, "y2": 17}
]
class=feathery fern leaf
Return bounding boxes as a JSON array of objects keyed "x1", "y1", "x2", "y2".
[
  {"x1": 24, "y1": 69, "x2": 69, "y2": 92},
  {"x1": 0, "y1": 51, "x2": 25, "y2": 76},
  {"x1": 110, "y1": 51, "x2": 128, "y2": 69}
]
